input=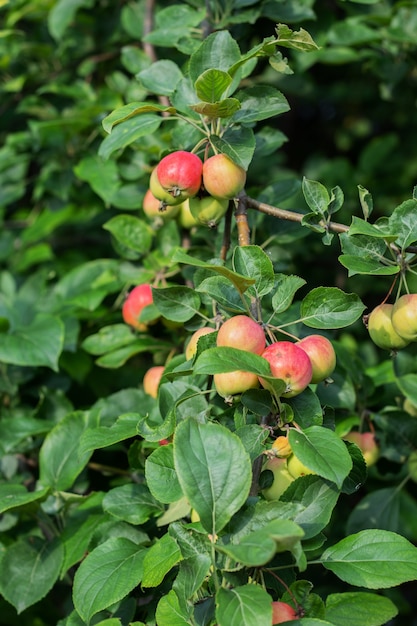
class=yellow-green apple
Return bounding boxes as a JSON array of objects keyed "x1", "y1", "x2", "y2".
[
  {"x1": 368, "y1": 303, "x2": 409, "y2": 350},
  {"x1": 391, "y1": 294, "x2": 417, "y2": 342},
  {"x1": 259, "y1": 341, "x2": 313, "y2": 398},
  {"x1": 287, "y1": 453, "x2": 316, "y2": 478},
  {"x1": 155, "y1": 150, "x2": 203, "y2": 203},
  {"x1": 177, "y1": 199, "x2": 199, "y2": 228},
  {"x1": 214, "y1": 370, "x2": 259, "y2": 398},
  {"x1": 261, "y1": 457, "x2": 295, "y2": 500},
  {"x1": 343, "y1": 431, "x2": 379, "y2": 467},
  {"x1": 202, "y1": 154, "x2": 246, "y2": 199},
  {"x1": 185, "y1": 327, "x2": 216, "y2": 360},
  {"x1": 142, "y1": 188, "x2": 180, "y2": 219},
  {"x1": 149, "y1": 168, "x2": 184, "y2": 206},
  {"x1": 188, "y1": 195, "x2": 228, "y2": 228},
  {"x1": 297, "y1": 334, "x2": 336, "y2": 383},
  {"x1": 271, "y1": 601, "x2": 298, "y2": 624},
  {"x1": 403, "y1": 398, "x2": 417, "y2": 417},
  {"x1": 143, "y1": 365, "x2": 165, "y2": 398},
  {"x1": 122, "y1": 284, "x2": 156, "y2": 331},
  {"x1": 217, "y1": 315, "x2": 266, "y2": 355}
]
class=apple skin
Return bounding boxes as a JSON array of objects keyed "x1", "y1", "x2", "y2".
[
  {"x1": 188, "y1": 195, "x2": 229, "y2": 228},
  {"x1": 217, "y1": 315, "x2": 266, "y2": 355},
  {"x1": 287, "y1": 454, "x2": 316, "y2": 478},
  {"x1": 177, "y1": 199, "x2": 199, "y2": 228},
  {"x1": 297, "y1": 334, "x2": 336, "y2": 383},
  {"x1": 262, "y1": 457, "x2": 295, "y2": 500},
  {"x1": 391, "y1": 294, "x2": 417, "y2": 342},
  {"x1": 185, "y1": 327, "x2": 216, "y2": 360},
  {"x1": 122, "y1": 284, "x2": 155, "y2": 331},
  {"x1": 271, "y1": 601, "x2": 298, "y2": 624},
  {"x1": 156, "y1": 150, "x2": 203, "y2": 202},
  {"x1": 368, "y1": 303, "x2": 410, "y2": 350},
  {"x1": 343, "y1": 431, "x2": 379, "y2": 467},
  {"x1": 202, "y1": 154, "x2": 246, "y2": 199},
  {"x1": 259, "y1": 341, "x2": 313, "y2": 398},
  {"x1": 214, "y1": 370, "x2": 259, "y2": 398},
  {"x1": 149, "y1": 167, "x2": 184, "y2": 206},
  {"x1": 143, "y1": 365, "x2": 165, "y2": 398},
  {"x1": 403, "y1": 398, "x2": 417, "y2": 417},
  {"x1": 143, "y1": 188, "x2": 181, "y2": 219},
  {"x1": 271, "y1": 435, "x2": 292, "y2": 458}
]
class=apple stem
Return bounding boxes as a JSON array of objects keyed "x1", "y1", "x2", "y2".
[{"x1": 263, "y1": 568, "x2": 300, "y2": 609}]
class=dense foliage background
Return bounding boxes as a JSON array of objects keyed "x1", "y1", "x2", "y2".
[{"x1": 2, "y1": 1, "x2": 417, "y2": 625}]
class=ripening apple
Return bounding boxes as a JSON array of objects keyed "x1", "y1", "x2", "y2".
[
  {"x1": 143, "y1": 365, "x2": 165, "y2": 398},
  {"x1": 368, "y1": 303, "x2": 409, "y2": 350},
  {"x1": 297, "y1": 334, "x2": 336, "y2": 383},
  {"x1": 202, "y1": 154, "x2": 246, "y2": 199},
  {"x1": 214, "y1": 370, "x2": 259, "y2": 398},
  {"x1": 217, "y1": 315, "x2": 266, "y2": 355},
  {"x1": 185, "y1": 327, "x2": 216, "y2": 360},
  {"x1": 142, "y1": 188, "x2": 181, "y2": 219},
  {"x1": 259, "y1": 341, "x2": 313, "y2": 398},
  {"x1": 261, "y1": 457, "x2": 295, "y2": 500},
  {"x1": 149, "y1": 167, "x2": 184, "y2": 206},
  {"x1": 188, "y1": 195, "x2": 229, "y2": 228},
  {"x1": 156, "y1": 150, "x2": 203, "y2": 203},
  {"x1": 271, "y1": 601, "x2": 298, "y2": 624},
  {"x1": 271, "y1": 435, "x2": 292, "y2": 458},
  {"x1": 391, "y1": 294, "x2": 417, "y2": 342},
  {"x1": 343, "y1": 431, "x2": 379, "y2": 467},
  {"x1": 122, "y1": 284, "x2": 156, "y2": 331},
  {"x1": 287, "y1": 454, "x2": 316, "y2": 478}
]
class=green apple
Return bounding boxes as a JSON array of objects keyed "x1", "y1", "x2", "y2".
[
  {"x1": 391, "y1": 294, "x2": 417, "y2": 342},
  {"x1": 368, "y1": 303, "x2": 409, "y2": 350},
  {"x1": 287, "y1": 454, "x2": 316, "y2": 478},
  {"x1": 261, "y1": 457, "x2": 295, "y2": 500},
  {"x1": 214, "y1": 370, "x2": 259, "y2": 398},
  {"x1": 188, "y1": 195, "x2": 228, "y2": 228}
]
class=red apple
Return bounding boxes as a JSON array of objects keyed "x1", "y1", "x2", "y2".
[
  {"x1": 297, "y1": 334, "x2": 336, "y2": 383},
  {"x1": 188, "y1": 195, "x2": 229, "y2": 228},
  {"x1": 149, "y1": 167, "x2": 184, "y2": 206},
  {"x1": 368, "y1": 303, "x2": 409, "y2": 350},
  {"x1": 122, "y1": 284, "x2": 156, "y2": 331},
  {"x1": 142, "y1": 188, "x2": 180, "y2": 219},
  {"x1": 214, "y1": 370, "x2": 259, "y2": 398},
  {"x1": 271, "y1": 601, "x2": 298, "y2": 624},
  {"x1": 156, "y1": 150, "x2": 203, "y2": 203},
  {"x1": 143, "y1": 365, "x2": 165, "y2": 398},
  {"x1": 343, "y1": 431, "x2": 379, "y2": 467},
  {"x1": 185, "y1": 327, "x2": 216, "y2": 360},
  {"x1": 217, "y1": 315, "x2": 266, "y2": 355},
  {"x1": 262, "y1": 457, "x2": 295, "y2": 500},
  {"x1": 259, "y1": 341, "x2": 313, "y2": 398},
  {"x1": 391, "y1": 294, "x2": 417, "y2": 342},
  {"x1": 202, "y1": 154, "x2": 246, "y2": 199}
]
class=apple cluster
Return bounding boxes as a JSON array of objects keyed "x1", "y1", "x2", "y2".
[
  {"x1": 144, "y1": 150, "x2": 247, "y2": 228},
  {"x1": 367, "y1": 294, "x2": 417, "y2": 350}
]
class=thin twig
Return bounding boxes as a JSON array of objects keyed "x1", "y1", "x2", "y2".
[{"x1": 235, "y1": 194, "x2": 251, "y2": 246}]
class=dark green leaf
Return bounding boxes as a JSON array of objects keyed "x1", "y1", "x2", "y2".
[
  {"x1": 103, "y1": 484, "x2": 161, "y2": 525},
  {"x1": 98, "y1": 114, "x2": 162, "y2": 160},
  {"x1": 300, "y1": 287, "x2": 366, "y2": 329},
  {"x1": 233, "y1": 86, "x2": 289, "y2": 124},
  {"x1": 152, "y1": 286, "x2": 201, "y2": 322},
  {"x1": 325, "y1": 592, "x2": 397, "y2": 626},
  {"x1": 103, "y1": 215, "x2": 153, "y2": 254},
  {"x1": 145, "y1": 444, "x2": 183, "y2": 504},
  {"x1": 194, "y1": 69, "x2": 233, "y2": 103},
  {"x1": 216, "y1": 585, "x2": 272, "y2": 626}
]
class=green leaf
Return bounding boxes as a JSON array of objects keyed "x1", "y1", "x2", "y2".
[
  {"x1": 233, "y1": 245, "x2": 275, "y2": 297},
  {"x1": 0, "y1": 484, "x2": 50, "y2": 514},
  {"x1": 288, "y1": 426, "x2": 352, "y2": 489},
  {"x1": 216, "y1": 585, "x2": 272, "y2": 626},
  {"x1": 95, "y1": 337, "x2": 173, "y2": 369},
  {"x1": 196, "y1": 276, "x2": 248, "y2": 313},
  {"x1": 194, "y1": 346, "x2": 270, "y2": 376},
  {"x1": 0, "y1": 536, "x2": 64, "y2": 614},
  {"x1": 0, "y1": 313, "x2": 64, "y2": 371},
  {"x1": 145, "y1": 444, "x2": 183, "y2": 504},
  {"x1": 155, "y1": 590, "x2": 192, "y2": 626},
  {"x1": 72, "y1": 538, "x2": 146, "y2": 624},
  {"x1": 189, "y1": 31, "x2": 241, "y2": 84},
  {"x1": 102, "y1": 484, "x2": 161, "y2": 525},
  {"x1": 210, "y1": 126, "x2": 256, "y2": 170},
  {"x1": 388, "y1": 198, "x2": 417, "y2": 249},
  {"x1": 346, "y1": 487, "x2": 417, "y2": 537},
  {"x1": 103, "y1": 215, "x2": 153, "y2": 254},
  {"x1": 142, "y1": 533, "x2": 182, "y2": 588},
  {"x1": 271, "y1": 274, "x2": 306, "y2": 314},
  {"x1": 325, "y1": 592, "x2": 397, "y2": 626},
  {"x1": 321, "y1": 529, "x2": 417, "y2": 588},
  {"x1": 348, "y1": 216, "x2": 396, "y2": 239},
  {"x1": 302, "y1": 178, "x2": 330, "y2": 217},
  {"x1": 190, "y1": 98, "x2": 241, "y2": 118},
  {"x1": 233, "y1": 86, "x2": 290, "y2": 124},
  {"x1": 98, "y1": 114, "x2": 162, "y2": 160},
  {"x1": 74, "y1": 155, "x2": 120, "y2": 205},
  {"x1": 275, "y1": 23, "x2": 320, "y2": 51},
  {"x1": 338, "y1": 255, "x2": 399, "y2": 276},
  {"x1": 137, "y1": 60, "x2": 184, "y2": 96},
  {"x1": 81, "y1": 324, "x2": 136, "y2": 355},
  {"x1": 300, "y1": 287, "x2": 366, "y2": 329},
  {"x1": 195, "y1": 69, "x2": 233, "y2": 103},
  {"x1": 152, "y1": 286, "x2": 201, "y2": 322},
  {"x1": 102, "y1": 101, "x2": 176, "y2": 134},
  {"x1": 78, "y1": 413, "x2": 141, "y2": 455},
  {"x1": 173, "y1": 554, "x2": 212, "y2": 606},
  {"x1": 174, "y1": 418, "x2": 252, "y2": 534},
  {"x1": 0, "y1": 416, "x2": 52, "y2": 455},
  {"x1": 39, "y1": 411, "x2": 93, "y2": 491},
  {"x1": 48, "y1": 0, "x2": 94, "y2": 41},
  {"x1": 357, "y1": 185, "x2": 373, "y2": 220},
  {"x1": 396, "y1": 373, "x2": 417, "y2": 406}
]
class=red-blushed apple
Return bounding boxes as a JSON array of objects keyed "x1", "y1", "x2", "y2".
[
  {"x1": 343, "y1": 431, "x2": 379, "y2": 467},
  {"x1": 271, "y1": 435, "x2": 292, "y2": 458},
  {"x1": 287, "y1": 454, "x2": 316, "y2": 478},
  {"x1": 271, "y1": 601, "x2": 298, "y2": 624},
  {"x1": 122, "y1": 284, "x2": 156, "y2": 331},
  {"x1": 391, "y1": 294, "x2": 417, "y2": 342},
  {"x1": 217, "y1": 315, "x2": 266, "y2": 355},
  {"x1": 142, "y1": 188, "x2": 181, "y2": 219},
  {"x1": 185, "y1": 327, "x2": 216, "y2": 360},
  {"x1": 143, "y1": 365, "x2": 165, "y2": 398},
  {"x1": 159, "y1": 438, "x2": 170, "y2": 446},
  {"x1": 188, "y1": 195, "x2": 228, "y2": 228},
  {"x1": 149, "y1": 167, "x2": 184, "y2": 206},
  {"x1": 367, "y1": 303, "x2": 409, "y2": 350},
  {"x1": 202, "y1": 153, "x2": 246, "y2": 199},
  {"x1": 156, "y1": 150, "x2": 203, "y2": 202},
  {"x1": 297, "y1": 334, "x2": 336, "y2": 383},
  {"x1": 259, "y1": 341, "x2": 313, "y2": 398},
  {"x1": 214, "y1": 370, "x2": 259, "y2": 398},
  {"x1": 261, "y1": 457, "x2": 295, "y2": 500}
]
